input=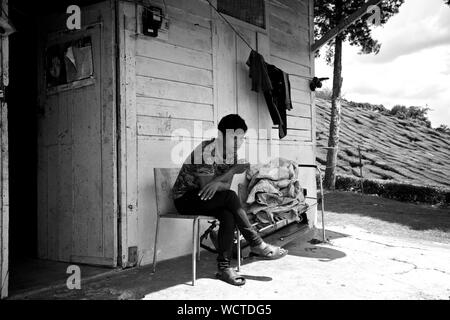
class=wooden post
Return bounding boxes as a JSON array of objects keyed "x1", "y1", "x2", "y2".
[
  {"x1": 318, "y1": 167, "x2": 327, "y2": 243},
  {"x1": 0, "y1": 0, "x2": 9, "y2": 300},
  {"x1": 323, "y1": 35, "x2": 343, "y2": 190},
  {"x1": 358, "y1": 146, "x2": 364, "y2": 194}
]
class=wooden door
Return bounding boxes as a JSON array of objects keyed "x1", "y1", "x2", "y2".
[{"x1": 37, "y1": 17, "x2": 117, "y2": 267}]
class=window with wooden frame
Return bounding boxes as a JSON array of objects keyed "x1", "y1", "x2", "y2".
[
  {"x1": 45, "y1": 35, "x2": 95, "y2": 94},
  {"x1": 217, "y1": 0, "x2": 267, "y2": 30}
]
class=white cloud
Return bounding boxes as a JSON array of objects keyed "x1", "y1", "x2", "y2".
[{"x1": 315, "y1": 0, "x2": 450, "y2": 127}]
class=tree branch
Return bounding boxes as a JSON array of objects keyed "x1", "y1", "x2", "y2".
[{"x1": 312, "y1": 0, "x2": 383, "y2": 53}]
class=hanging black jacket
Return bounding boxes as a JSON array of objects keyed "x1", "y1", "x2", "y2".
[{"x1": 246, "y1": 50, "x2": 293, "y2": 139}]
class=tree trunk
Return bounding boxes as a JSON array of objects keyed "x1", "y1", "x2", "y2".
[{"x1": 324, "y1": 35, "x2": 343, "y2": 190}]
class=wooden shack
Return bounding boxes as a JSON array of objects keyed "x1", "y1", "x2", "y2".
[{"x1": 0, "y1": 0, "x2": 317, "y2": 298}]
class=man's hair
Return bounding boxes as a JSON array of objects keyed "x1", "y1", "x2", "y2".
[{"x1": 217, "y1": 114, "x2": 248, "y2": 135}]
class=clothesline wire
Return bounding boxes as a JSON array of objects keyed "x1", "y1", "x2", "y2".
[{"x1": 204, "y1": 0, "x2": 256, "y2": 52}]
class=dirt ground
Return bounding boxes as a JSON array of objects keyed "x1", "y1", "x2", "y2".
[
  {"x1": 320, "y1": 190, "x2": 450, "y2": 244},
  {"x1": 12, "y1": 191, "x2": 450, "y2": 300}
]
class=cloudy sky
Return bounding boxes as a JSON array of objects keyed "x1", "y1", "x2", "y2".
[{"x1": 315, "y1": 0, "x2": 450, "y2": 128}]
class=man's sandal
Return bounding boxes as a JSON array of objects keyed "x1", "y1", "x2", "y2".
[
  {"x1": 249, "y1": 243, "x2": 288, "y2": 260},
  {"x1": 215, "y1": 267, "x2": 246, "y2": 286}
]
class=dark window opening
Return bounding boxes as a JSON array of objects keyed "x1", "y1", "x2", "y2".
[{"x1": 218, "y1": 0, "x2": 266, "y2": 29}]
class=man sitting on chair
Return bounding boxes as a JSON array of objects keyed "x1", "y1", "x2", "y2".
[{"x1": 172, "y1": 114, "x2": 287, "y2": 286}]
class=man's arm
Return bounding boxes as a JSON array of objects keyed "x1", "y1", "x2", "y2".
[
  {"x1": 213, "y1": 163, "x2": 249, "y2": 186},
  {"x1": 198, "y1": 163, "x2": 249, "y2": 200},
  {"x1": 199, "y1": 163, "x2": 248, "y2": 188}
]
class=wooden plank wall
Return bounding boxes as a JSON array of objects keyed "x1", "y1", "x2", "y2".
[
  {"x1": 120, "y1": 0, "x2": 215, "y2": 265},
  {"x1": 268, "y1": 0, "x2": 318, "y2": 226},
  {"x1": 120, "y1": 0, "x2": 317, "y2": 265},
  {"x1": 268, "y1": 0, "x2": 314, "y2": 141}
]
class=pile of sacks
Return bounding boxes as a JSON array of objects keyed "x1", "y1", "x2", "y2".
[{"x1": 244, "y1": 158, "x2": 308, "y2": 225}]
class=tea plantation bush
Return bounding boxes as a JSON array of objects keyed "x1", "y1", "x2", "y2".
[{"x1": 317, "y1": 174, "x2": 450, "y2": 206}]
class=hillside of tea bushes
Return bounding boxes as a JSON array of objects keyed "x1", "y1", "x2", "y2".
[{"x1": 315, "y1": 98, "x2": 450, "y2": 189}]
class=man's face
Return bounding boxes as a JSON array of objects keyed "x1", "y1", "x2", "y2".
[{"x1": 223, "y1": 129, "x2": 246, "y2": 152}]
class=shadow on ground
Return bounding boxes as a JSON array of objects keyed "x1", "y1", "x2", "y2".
[
  {"x1": 18, "y1": 253, "x2": 218, "y2": 300},
  {"x1": 19, "y1": 229, "x2": 347, "y2": 299},
  {"x1": 323, "y1": 191, "x2": 450, "y2": 233},
  {"x1": 9, "y1": 258, "x2": 112, "y2": 297},
  {"x1": 283, "y1": 229, "x2": 348, "y2": 262}
]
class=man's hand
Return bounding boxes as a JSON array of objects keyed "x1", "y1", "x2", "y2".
[{"x1": 198, "y1": 181, "x2": 224, "y2": 201}]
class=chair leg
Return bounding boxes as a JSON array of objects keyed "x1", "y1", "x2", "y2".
[
  {"x1": 152, "y1": 215, "x2": 161, "y2": 273},
  {"x1": 197, "y1": 219, "x2": 201, "y2": 261},
  {"x1": 192, "y1": 218, "x2": 197, "y2": 286},
  {"x1": 236, "y1": 229, "x2": 241, "y2": 272}
]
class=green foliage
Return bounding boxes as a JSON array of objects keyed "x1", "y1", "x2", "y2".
[
  {"x1": 390, "y1": 105, "x2": 408, "y2": 119},
  {"x1": 316, "y1": 88, "x2": 333, "y2": 100},
  {"x1": 314, "y1": 0, "x2": 405, "y2": 64},
  {"x1": 344, "y1": 99, "x2": 387, "y2": 113},
  {"x1": 390, "y1": 105, "x2": 431, "y2": 127},
  {"x1": 326, "y1": 96, "x2": 445, "y2": 131},
  {"x1": 328, "y1": 174, "x2": 450, "y2": 206},
  {"x1": 436, "y1": 124, "x2": 450, "y2": 134}
]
